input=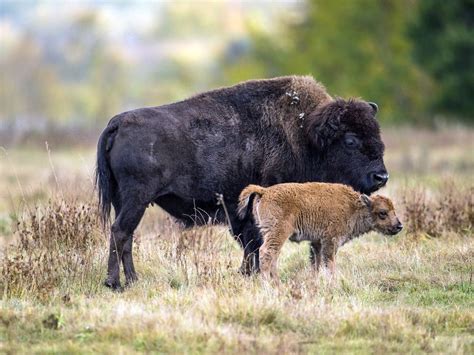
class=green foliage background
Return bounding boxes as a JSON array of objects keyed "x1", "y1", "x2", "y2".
[
  {"x1": 223, "y1": 0, "x2": 473, "y2": 123},
  {"x1": 409, "y1": 0, "x2": 474, "y2": 120},
  {"x1": 0, "y1": 0, "x2": 472, "y2": 132}
]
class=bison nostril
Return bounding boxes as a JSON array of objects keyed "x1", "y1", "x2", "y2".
[{"x1": 372, "y1": 172, "x2": 389, "y2": 187}]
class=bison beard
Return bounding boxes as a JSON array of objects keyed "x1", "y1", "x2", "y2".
[{"x1": 96, "y1": 75, "x2": 388, "y2": 290}]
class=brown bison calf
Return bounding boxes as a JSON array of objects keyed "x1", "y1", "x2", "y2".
[{"x1": 238, "y1": 182, "x2": 402, "y2": 281}]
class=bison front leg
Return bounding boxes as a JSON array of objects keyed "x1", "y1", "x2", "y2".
[
  {"x1": 238, "y1": 221, "x2": 263, "y2": 275},
  {"x1": 309, "y1": 240, "x2": 322, "y2": 272}
]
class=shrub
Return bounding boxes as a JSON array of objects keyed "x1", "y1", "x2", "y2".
[
  {"x1": 0, "y1": 199, "x2": 104, "y2": 299},
  {"x1": 402, "y1": 183, "x2": 473, "y2": 237}
]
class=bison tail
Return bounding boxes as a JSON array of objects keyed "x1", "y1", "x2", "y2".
[
  {"x1": 95, "y1": 123, "x2": 118, "y2": 227},
  {"x1": 237, "y1": 184, "x2": 266, "y2": 220}
]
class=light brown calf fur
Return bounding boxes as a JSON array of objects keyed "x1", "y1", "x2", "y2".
[{"x1": 238, "y1": 182, "x2": 402, "y2": 281}]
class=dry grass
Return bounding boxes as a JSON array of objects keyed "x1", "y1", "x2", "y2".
[
  {"x1": 401, "y1": 182, "x2": 473, "y2": 238},
  {"x1": 0, "y1": 219, "x2": 472, "y2": 353},
  {"x1": 0, "y1": 128, "x2": 473, "y2": 353},
  {"x1": 1, "y1": 199, "x2": 105, "y2": 300},
  {"x1": 1, "y1": 198, "x2": 472, "y2": 354}
]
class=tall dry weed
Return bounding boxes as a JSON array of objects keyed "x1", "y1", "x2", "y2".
[
  {"x1": 402, "y1": 182, "x2": 473, "y2": 237},
  {"x1": 163, "y1": 225, "x2": 234, "y2": 286},
  {"x1": 1, "y1": 199, "x2": 104, "y2": 299}
]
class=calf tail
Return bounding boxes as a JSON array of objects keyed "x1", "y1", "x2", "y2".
[
  {"x1": 238, "y1": 184, "x2": 267, "y2": 220},
  {"x1": 95, "y1": 123, "x2": 119, "y2": 227}
]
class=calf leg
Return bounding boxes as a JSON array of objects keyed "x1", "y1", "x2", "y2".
[
  {"x1": 321, "y1": 239, "x2": 337, "y2": 279},
  {"x1": 260, "y1": 242, "x2": 283, "y2": 281},
  {"x1": 105, "y1": 197, "x2": 146, "y2": 290},
  {"x1": 259, "y1": 224, "x2": 292, "y2": 281}
]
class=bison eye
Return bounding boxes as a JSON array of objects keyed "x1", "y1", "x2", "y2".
[
  {"x1": 344, "y1": 135, "x2": 359, "y2": 149},
  {"x1": 378, "y1": 211, "x2": 388, "y2": 219}
]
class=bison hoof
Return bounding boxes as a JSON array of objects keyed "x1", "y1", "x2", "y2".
[
  {"x1": 125, "y1": 277, "x2": 138, "y2": 288},
  {"x1": 104, "y1": 279, "x2": 123, "y2": 292},
  {"x1": 238, "y1": 264, "x2": 260, "y2": 276},
  {"x1": 238, "y1": 265, "x2": 252, "y2": 276}
]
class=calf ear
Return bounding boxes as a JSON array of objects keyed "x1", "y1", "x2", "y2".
[
  {"x1": 360, "y1": 194, "x2": 372, "y2": 208},
  {"x1": 305, "y1": 100, "x2": 346, "y2": 150}
]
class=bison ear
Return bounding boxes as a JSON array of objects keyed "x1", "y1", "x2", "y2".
[
  {"x1": 360, "y1": 194, "x2": 372, "y2": 208},
  {"x1": 305, "y1": 100, "x2": 346, "y2": 150},
  {"x1": 368, "y1": 102, "x2": 378, "y2": 115}
]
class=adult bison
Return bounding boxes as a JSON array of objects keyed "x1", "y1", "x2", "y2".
[{"x1": 96, "y1": 75, "x2": 388, "y2": 290}]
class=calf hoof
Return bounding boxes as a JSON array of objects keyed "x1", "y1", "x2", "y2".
[{"x1": 104, "y1": 279, "x2": 123, "y2": 292}]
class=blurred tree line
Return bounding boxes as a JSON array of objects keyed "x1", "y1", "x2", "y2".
[
  {"x1": 409, "y1": 0, "x2": 473, "y2": 120},
  {"x1": 0, "y1": 0, "x2": 472, "y2": 138},
  {"x1": 222, "y1": 0, "x2": 473, "y2": 123}
]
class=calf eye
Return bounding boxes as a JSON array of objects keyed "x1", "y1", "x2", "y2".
[
  {"x1": 378, "y1": 211, "x2": 388, "y2": 219},
  {"x1": 344, "y1": 135, "x2": 359, "y2": 149}
]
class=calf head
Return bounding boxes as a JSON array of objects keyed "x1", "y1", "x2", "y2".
[
  {"x1": 361, "y1": 194, "x2": 403, "y2": 235},
  {"x1": 306, "y1": 99, "x2": 388, "y2": 195}
]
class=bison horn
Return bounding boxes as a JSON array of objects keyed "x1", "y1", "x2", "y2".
[{"x1": 368, "y1": 102, "x2": 378, "y2": 114}]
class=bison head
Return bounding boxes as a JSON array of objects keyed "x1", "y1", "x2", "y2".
[{"x1": 305, "y1": 98, "x2": 388, "y2": 195}]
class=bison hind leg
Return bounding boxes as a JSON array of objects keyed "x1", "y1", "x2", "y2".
[{"x1": 105, "y1": 192, "x2": 148, "y2": 291}]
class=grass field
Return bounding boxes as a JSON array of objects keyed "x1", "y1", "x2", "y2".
[{"x1": 0, "y1": 128, "x2": 473, "y2": 354}]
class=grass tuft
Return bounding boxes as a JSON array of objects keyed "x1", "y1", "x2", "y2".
[
  {"x1": 401, "y1": 182, "x2": 473, "y2": 238},
  {"x1": 1, "y1": 199, "x2": 104, "y2": 300}
]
